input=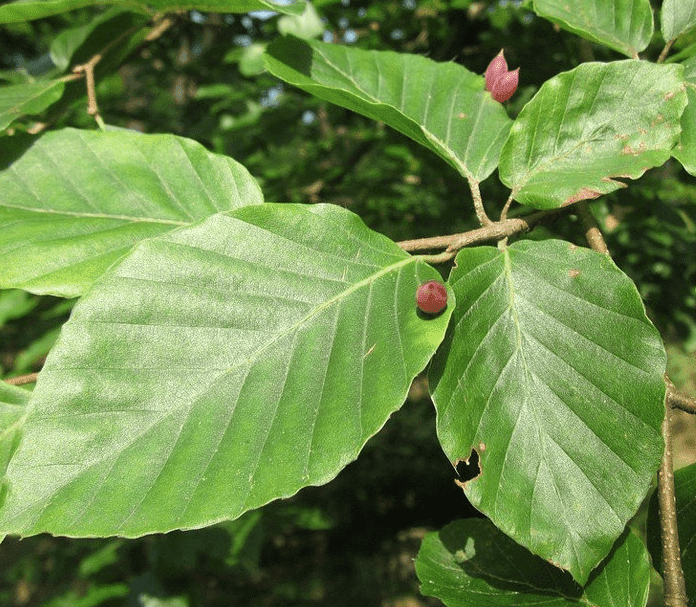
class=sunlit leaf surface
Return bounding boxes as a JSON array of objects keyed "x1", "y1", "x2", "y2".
[
  {"x1": 0, "y1": 128, "x2": 263, "y2": 297},
  {"x1": 0, "y1": 204, "x2": 453, "y2": 538},
  {"x1": 429, "y1": 239, "x2": 665, "y2": 583},
  {"x1": 499, "y1": 61, "x2": 685, "y2": 209}
]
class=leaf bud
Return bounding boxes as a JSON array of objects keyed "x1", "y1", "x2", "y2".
[{"x1": 485, "y1": 50, "x2": 519, "y2": 103}]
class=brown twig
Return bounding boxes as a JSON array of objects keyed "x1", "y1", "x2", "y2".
[
  {"x1": 468, "y1": 177, "x2": 493, "y2": 226},
  {"x1": 3, "y1": 373, "x2": 39, "y2": 386},
  {"x1": 499, "y1": 194, "x2": 515, "y2": 222},
  {"x1": 666, "y1": 379, "x2": 696, "y2": 415},
  {"x1": 398, "y1": 208, "x2": 562, "y2": 260},
  {"x1": 658, "y1": 39, "x2": 675, "y2": 64},
  {"x1": 658, "y1": 402, "x2": 689, "y2": 607},
  {"x1": 576, "y1": 201, "x2": 610, "y2": 255},
  {"x1": 145, "y1": 14, "x2": 176, "y2": 41},
  {"x1": 73, "y1": 55, "x2": 102, "y2": 119},
  {"x1": 71, "y1": 14, "x2": 173, "y2": 129}
]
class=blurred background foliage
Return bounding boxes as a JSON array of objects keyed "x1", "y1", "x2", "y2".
[{"x1": 0, "y1": 0, "x2": 695, "y2": 605}]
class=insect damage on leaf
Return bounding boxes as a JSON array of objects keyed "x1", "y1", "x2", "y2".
[{"x1": 454, "y1": 448, "x2": 481, "y2": 487}]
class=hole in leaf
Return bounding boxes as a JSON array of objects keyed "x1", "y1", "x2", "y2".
[{"x1": 454, "y1": 448, "x2": 480, "y2": 483}]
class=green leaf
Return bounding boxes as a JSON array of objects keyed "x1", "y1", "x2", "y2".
[
  {"x1": 0, "y1": 128, "x2": 263, "y2": 298},
  {"x1": 416, "y1": 519, "x2": 651, "y2": 607},
  {"x1": 12, "y1": 326, "x2": 60, "y2": 375},
  {"x1": 499, "y1": 61, "x2": 686, "y2": 209},
  {"x1": 239, "y1": 43, "x2": 268, "y2": 77},
  {"x1": 0, "y1": 383, "x2": 28, "y2": 479},
  {"x1": 647, "y1": 462, "x2": 696, "y2": 606},
  {"x1": 429, "y1": 239, "x2": 665, "y2": 584},
  {"x1": 0, "y1": 204, "x2": 454, "y2": 538},
  {"x1": 146, "y1": 0, "x2": 306, "y2": 14},
  {"x1": 532, "y1": 0, "x2": 653, "y2": 58},
  {"x1": 662, "y1": 0, "x2": 696, "y2": 42},
  {"x1": 0, "y1": 0, "x2": 305, "y2": 23},
  {"x1": 672, "y1": 56, "x2": 696, "y2": 175},
  {"x1": 50, "y1": 7, "x2": 148, "y2": 72},
  {"x1": 0, "y1": 290, "x2": 38, "y2": 327},
  {"x1": 0, "y1": 80, "x2": 66, "y2": 131},
  {"x1": 277, "y1": 2, "x2": 324, "y2": 39},
  {"x1": 264, "y1": 36, "x2": 513, "y2": 183},
  {"x1": 0, "y1": 383, "x2": 31, "y2": 408}
]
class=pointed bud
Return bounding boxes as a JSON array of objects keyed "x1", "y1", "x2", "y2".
[{"x1": 485, "y1": 50, "x2": 519, "y2": 103}]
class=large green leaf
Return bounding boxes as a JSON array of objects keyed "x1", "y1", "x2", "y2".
[
  {"x1": 0, "y1": 80, "x2": 66, "y2": 131},
  {"x1": 0, "y1": 290, "x2": 38, "y2": 327},
  {"x1": 0, "y1": 128, "x2": 263, "y2": 298},
  {"x1": 499, "y1": 61, "x2": 686, "y2": 209},
  {"x1": 662, "y1": 0, "x2": 696, "y2": 42},
  {"x1": 647, "y1": 462, "x2": 696, "y2": 607},
  {"x1": 50, "y1": 7, "x2": 149, "y2": 72},
  {"x1": 264, "y1": 36, "x2": 513, "y2": 183},
  {"x1": 429, "y1": 239, "x2": 665, "y2": 584},
  {"x1": 672, "y1": 56, "x2": 696, "y2": 175},
  {"x1": 416, "y1": 519, "x2": 651, "y2": 607},
  {"x1": 0, "y1": 383, "x2": 28, "y2": 479},
  {"x1": 0, "y1": 0, "x2": 304, "y2": 23},
  {"x1": 533, "y1": 0, "x2": 653, "y2": 58},
  {"x1": 0, "y1": 204, "x2": 454, "y2": 538}
]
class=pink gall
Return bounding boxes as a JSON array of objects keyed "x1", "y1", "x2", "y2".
[
  {"x1": 485, "y1": 50, "x2": 519, "y2": 103},
  {"x1": 416, "y1": 280, "x2": 448, "y2": 315}
]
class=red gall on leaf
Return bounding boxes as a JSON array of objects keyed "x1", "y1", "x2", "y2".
[
  {"x1": 485, "y1": 50, "x2": 519, "y2": 103},
  {"x1": 416, "y1": 280, "x2": 448, "y2": 315}
]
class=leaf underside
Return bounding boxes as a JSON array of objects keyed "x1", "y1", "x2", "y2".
[{"x1": 533, "y1": 0, "x2": 654, "y2": 58}]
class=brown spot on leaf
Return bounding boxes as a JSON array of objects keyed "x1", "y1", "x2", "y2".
[
  {"x1": 569, "y1": 269, "x2": 580, "y2": 278},
  {"x1": 622, "y1": 142, "x2": 647, "y2": 156},
  {"x1": 458, "y1": 112, "x2": 467, "y2": 119},
  {"x1": 562, "y1": 187, "x2": 602, "y2": 206}
]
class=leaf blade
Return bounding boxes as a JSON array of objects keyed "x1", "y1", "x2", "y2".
[
  {"x1": 0, "y1": 80, "x2": 66, "y2": 131},
  {"x1": 0, "y1": 0, "x2": 304, "y2": 23},
  {"x1": 0, "y1": 204, "x2": 454, "y2": 538},
  {"x1": 0, "y1": 128, "x2": 263, "y2": 297},
  {"x1": 416, "y1": 519, "x2": 651, "y2": 607},
  {"x1": 429, "y1": 239, "x2": 665, "y2": 584},
  {"x1": 661, "y1": 0, "x2": 696, "y2": 42},
  {"x1": 264, "y1": 36, "x2": 512, "y2": 182},
  {"x1": 499, "y1": 61, "x2": 686, "y2": 209},
  {"x1": 533, "y1": 0, "x2": 654, "y2": 58}
]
